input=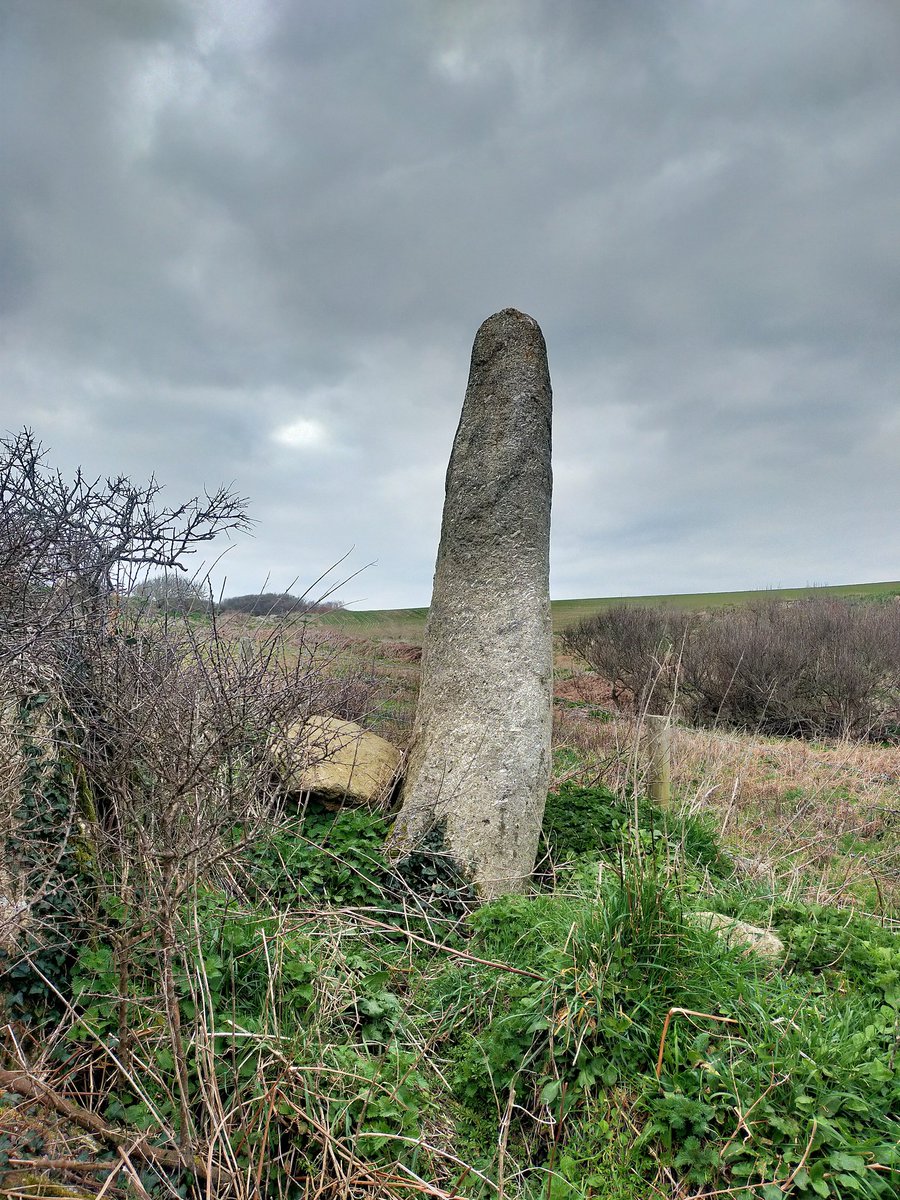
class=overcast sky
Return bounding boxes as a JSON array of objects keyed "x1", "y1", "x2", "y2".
[{"x1": 2, "y1": 0, "x2": 898, "y2": 608}]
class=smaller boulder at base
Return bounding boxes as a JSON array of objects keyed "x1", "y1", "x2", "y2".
[
  {"x1": 695, "y1": 912, "x2": 785, "y2": 962},
  {"x1": 272, "y1": 715, "x2": 401, "y2": 807}
]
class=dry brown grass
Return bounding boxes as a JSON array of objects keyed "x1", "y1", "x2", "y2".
[
  {"x1": 553, "y1": 671, "x2": 900, "y2": 914},
  {"x1": 210, "y1": 615, "x2": 900, "y2": 913},
  {"x1": 298, "y1": 621, "x2": 900, "y2": 913}
]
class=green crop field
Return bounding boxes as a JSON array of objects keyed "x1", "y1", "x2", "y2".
[
  {"x1": 318, "y1": 579, "x2": 900, "y2": 639},
  {"x1": 317, "y1": 606, "x2": 430, "y2": 642}
]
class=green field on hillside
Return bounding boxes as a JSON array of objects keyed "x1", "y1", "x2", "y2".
[
  {"x1": 317, "y1": 605, "x2": 430, "y2": 642},
  {"x1": 319, "y1": 579, "x2": 900, "y2": 637}
]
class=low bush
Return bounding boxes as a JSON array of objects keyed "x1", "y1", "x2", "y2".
[
  {"x1": 561, "y1": 598, "x2": 900, "y2": 740},
  {"x1": 218, "y1": 592, "x2": 343, "y2": 617}
]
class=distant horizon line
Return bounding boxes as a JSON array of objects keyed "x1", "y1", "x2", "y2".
[{"x1": 337, "y1": 578, "x2": 900, "y2": 613}]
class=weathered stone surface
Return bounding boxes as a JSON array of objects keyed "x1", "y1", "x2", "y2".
[
  {"x1": 695, "y1": 912, "x2": 786, "y2": 961},
  {"x1": 389, "y1": 309, "x2": 553, "y2": 898},
  {"x1": 271, "y1": 715, "x2": 401, "y2": 807}
]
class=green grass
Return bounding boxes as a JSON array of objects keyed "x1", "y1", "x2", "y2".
[
  {"x1": 6, "y1": 767, "x2": 899, "y2": 1198},
  {"x1": 7, "y1": 600, "x2": 899, "y2": 1198},
  {"x1": 318, "y1": 580, "x2": 900, "y2": 637},
  {"x1": 317, "y1": 606, "x2": 430, "y2": 642}
]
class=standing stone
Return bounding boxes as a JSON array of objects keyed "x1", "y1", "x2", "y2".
[{"x1": 390, "y1": 309, "x2": 553, "y2": 899}]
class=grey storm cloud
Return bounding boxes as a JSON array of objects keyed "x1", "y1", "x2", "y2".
[{"x1": 1, "y1": 0, "x2": 898, "y2": 607}]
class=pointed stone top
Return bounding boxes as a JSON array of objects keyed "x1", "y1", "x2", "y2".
[{"x1": 480, "y1": 308, "x2": 541, "y2": 330}]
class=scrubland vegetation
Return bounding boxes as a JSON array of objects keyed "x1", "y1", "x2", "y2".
[
  {"x1": 1, "y1": 434, "x2": 897, "y2": 1199},
  {"x1": 561, "y1": 597, "x2": 900, "y2": 741},
  {"x1": 218, "y1": 594, "x2": 345, "y2": 618}
]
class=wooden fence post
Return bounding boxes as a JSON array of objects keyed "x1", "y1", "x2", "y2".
[{"x1": 646, "y1": 714, "x2": 671, "y2": 809}]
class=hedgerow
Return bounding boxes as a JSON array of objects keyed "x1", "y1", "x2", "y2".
[{"x1": 562, "y1": 598, "x2": 900, "y2": 740}]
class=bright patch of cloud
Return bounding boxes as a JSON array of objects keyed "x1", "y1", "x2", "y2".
[{"x1": 272, "y1": 417, "x2": 329, "y2": 449}]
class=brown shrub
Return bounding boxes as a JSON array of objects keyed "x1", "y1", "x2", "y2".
[{"x1": 562, "y1": 598, "x2": 900, "y2": 740}]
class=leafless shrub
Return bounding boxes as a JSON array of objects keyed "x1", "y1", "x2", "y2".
[
  {"x1": 218, "y1": 591, "x2": 344, "y2": 617},
  {"x1": 0, "y1": 431, "x2": 386, "y2": 1188},
  {"x1": 563, "y1": 598, "x2": 900, "y2": 740},
  {"x1": 562, "y1": 605, "x2": 636, "y2": 699},
  {"x1": 131, "y1": 570, "x2": 213, "y2": 613}
]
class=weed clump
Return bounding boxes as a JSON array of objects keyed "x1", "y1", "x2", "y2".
[
  {"x1": 392, "y1": 820, "x2": 478, "y2": 918},
  {"x1": 244, "y1": 798, "x2": 393, "y2": 908},
  {"x1": 542, "y1": 780, "x2": 730, "y2": 878},
  {"x1": 435, "y1": 866, "x2": 899, "y2": 1199}
]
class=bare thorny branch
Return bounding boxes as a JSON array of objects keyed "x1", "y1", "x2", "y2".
[
  {"x1": 0, "y1": 429, "x2": 384, "y2": 1195},
  {"x1": 0, "y1": 427, "x2": 250, "y2": 587}
]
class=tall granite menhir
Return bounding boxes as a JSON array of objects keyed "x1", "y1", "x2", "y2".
[{"x1": 391, "y1": 309, "x2": 553, "y2": 899}]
